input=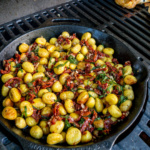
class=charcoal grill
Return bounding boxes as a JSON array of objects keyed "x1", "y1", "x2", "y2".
[{"x1": 0, "y1": 0, "x2": 150, "y2": 150}]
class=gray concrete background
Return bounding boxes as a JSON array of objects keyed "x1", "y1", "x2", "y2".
[{"x1": 0, "y1": 0, "x2": 70, "y2": 25}]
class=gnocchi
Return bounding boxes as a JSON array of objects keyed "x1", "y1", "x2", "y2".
[{"x1": 0, "y1": 31, "x2": 137, "y2": 146}]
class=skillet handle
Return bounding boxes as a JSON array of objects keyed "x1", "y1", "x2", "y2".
[
  {"x1": 17, "y1": 135, "x2": 119, "y2": 150},
  {"x1": 39, "y1": 17, "x2": 92, "y2": 28},
  {"x1": 94, "y1": 135, "x2": 119, "y2": 150}
]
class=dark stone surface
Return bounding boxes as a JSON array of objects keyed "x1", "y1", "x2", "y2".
[{"x1": 0, "y1": 0, "x2": 70, "y2": 25}]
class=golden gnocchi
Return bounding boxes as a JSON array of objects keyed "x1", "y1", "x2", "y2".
[{"x1": 0, "y1": 31, "x2": 137, "y2": 146}]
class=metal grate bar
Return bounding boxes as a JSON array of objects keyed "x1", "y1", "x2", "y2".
[
  {"x1": 13, "y1": 21, "x2": 26, "y2": 34},
  {"x1": 138, "y1": 114, "x2": 150, "y2": 137},
  {"x1": 91, "y1": 0, "x2": 150, "y2": 38},
  {"x1": 3, "y1": 25, "x2": 15, "y2": 39},
  {"x1": 125, "y1": 18, "x2": 150, "y2": 36},
  {"x1": 105, "y1": 25, "x2": 150, "y2": 59},
  {"x1": 69, "y1": 2, "x2": 99, "y2": 26},
  {"x1": 105, "y1": 27, "x2": 150, "y2": 63},
  {"x1": 76, "y1": 0, "x2": 105, "y2": 24},
  {"x1": 30, "y1": 16, "x2": 41, "y2": 27},
  {"x1": 39, "y1": 13, "x2": 47, "y2": 21},
  {"x1": 139, "y1": 131, "x2": 150, "y2": 147},
  {"x1": 82, "y1": 0, "x2": 110, "y2": 22},
  {"x1": 96, "y1": 0, "x2": 124, "y2": 17},
  {"x1": 22, "y1": 19, "x2": 33, "y2": 30},
  {"x1": 85, "y1": 0, "x2": 150, "y2": 45},
  {"x1": 62, "y1": 4, "x2": 80, "y2": 18},
  {"x1": 0, "y1": 33, "x2": 7, "y2": 46},
  {"x1": 47, "y1": 9, "x2": 57, "y2": 17},
  {"x1": 56, "y1": 7, "x2": 68, "y2": 17}
]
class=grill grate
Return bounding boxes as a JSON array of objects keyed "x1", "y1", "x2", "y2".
[{"x1": 0, "y1": 0, "x2": 150, "y2": 150}]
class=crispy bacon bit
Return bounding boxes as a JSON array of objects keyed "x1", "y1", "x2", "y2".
[
  {"x1": 5, "y1": 77, "x2": 22, "y2": 87},
  {"x1": 94, "y1": 89, "x2": 101, "y2": 95},
  {"x1": 124, "y1": 61, "x2": 131, "y2": 66},
  {"x1": 0, "y1": 59, "x2": 12, "y2": 74},
  {"x1": 31, "y1": 108, "x2": 41, "y2": 122},
  {"x1": 97, "y1": 81, "x2": 108, "y2": 90},
  {"x1": 20, "y1": 97, "x2": 25, "y2": 102},
  {"x1": 28, "y1": 93, "x2": 36, "y2": 103},
  {"x1": 85, "y1": 63, "x2": 91, "y2": 73},
  {"x1": 68, "y1": 116, "x2": 80, "y2": 128},
  {"x1": 15, "y1": 54, "x2": 21, "y2": 63},
  {"x1": 53, "y1": 103, "x2": 60, "y2": 116},
  {"x1": 80, "y1": 117, "x2": 90, "y2": 133},
  {"x1": 91, "y1": 110, "x2": 97, "y2": 124},
  {"x1": 75, "y1": 106, "x2": 91, "y2": 117},
  {"x1": 112, "y1": 58, "x2": 119, "y2": 64}
]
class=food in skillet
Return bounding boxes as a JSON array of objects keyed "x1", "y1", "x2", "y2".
[
  {"x1": 115, "y1": 0, "x2": 150, "y2": 11},
  {"x1": 0, "y1": 31, "x2": 137, "y2": 145}
]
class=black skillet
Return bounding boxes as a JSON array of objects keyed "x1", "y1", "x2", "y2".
[{"x1": 0, "y1": 18, "x2": 149, "y2": 150}]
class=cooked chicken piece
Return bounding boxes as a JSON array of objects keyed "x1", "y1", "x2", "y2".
[{"x1": 115, "y1": 0, "x2": 150, "y2": 9}]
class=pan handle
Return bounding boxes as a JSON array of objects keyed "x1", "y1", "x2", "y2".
[
  {"x1": 16, "y1": 134, "x2": 119, "y2": 150},
  {"x1": 95, "y1": 134, "x2": 119, "y2": 150},
  {"x1": 39, "y1": 17, "x2": 92, "y2": 28}
]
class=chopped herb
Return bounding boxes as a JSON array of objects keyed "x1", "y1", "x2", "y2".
[
  {"x1": 18, "y1": 68, "x2": 23, "y2": 72},
  {"x1": 21, "y1": 113, "x2": 24, "y2": 118},
  {"x1": 54, "y1": 99, "x2": 61, "y2": 102},
  {"x1": 24, "y1": 106, "x2": 27, "y2": 118},
  {"x1": 101, "y1": 64, "x2": 106, "y2": 68},
  {"x1": 79, "y1": 118, "x2": 85, "y2": 124},
  {"x1": 97, "y1": 86, "x2": 106, "y2": 94},
  {"x1": 68, "y1": 55, "x2": 78, "y2": 65},
  {"x1": 47, "y1": 88, "x2": 51, "y2": 92},
  {"x1": 77, "y1": 88, "x2": 85, "y2": 91},
  {"x1": 42, "y1": 119, "x2": 47, "y2": 121},
  {"x1": 97, "y1": 127, "x2": 103, "y2": 131},
  {"x1": 95, "y1": 117, "x2": 101, "y2": 121},
  {"x1": 41, "y1": 115, "x2": 49, "y2": 119},
  {"x1": 13, "y1": 63, "x2": 21, "y2": 68},
  {"x1": 54, "y1": 61, "x2": 69, "y2": 69},
  {"x1": 32, "y1": 105, "x2": 38, "y2": 110},
  {"x1": 33, "y1": 46, "x2": 39, "y2": 54},
  {"x1": 118, "y1": 95, "x2": 127, "y2": 106},
  {"x1": 64, "y1": 119, "x2": 71, "y2": 130},
  {"x1": 87, "y1": 79, "x2": 90, "y2": 85},
  {"x1": 106, "y1": 85, "x2": 113, "y2": 92},
  {"x1": 27, "y1": 82, "x2": 33, "y2": 88},
  {"x1": 88, "y1": 93, "x2": 93, "y2": 98},
  {"x1": 73, "y1": 123, "x2": 76, "y2": 127},
  {"x1": 49, "y1": 57, "x2": 53, "y2": 62},
  {"x1": 60, "y1": 115, "x2": 69, "y2": 119},
  {"x1": 109, "y1": 80, "x2": 117, "y2": 85},
  {"x1": 91, "y1": 66, "x2": 100, "y2": 71},
  {"x1": 99, "y1": 95, "x2": 104, "y2": 99},
  {"x1": 71, "y1": 89, "x2": 76, "y2": 92}
]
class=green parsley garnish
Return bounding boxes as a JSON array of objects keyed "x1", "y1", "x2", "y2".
[
  {"x1": 54, "y1": 61, "x2": 69, "y2": 69},
  {"x1": 13, "y1": 63, "x2": 21, "y2": 68},
  {"x1": 64, "y1": 119, "x2": 71, "y2": 130},
  {"x1": 33, "y1": 46, "x2": 39, "y2": 54},
  {"x1": 24, "y1": 106, "x2": 27, "y2": 118},
  {"x1": 79, "y1": 118, "x2": 85, "y2": 124},
  {"x1": 97, "y1": 127, "x2": 103, "y2": 131},
  {"x1": 118, "y1": 95, "x2": 127, "y2": 106},
  {"x1": 68, "y1": 55, "x2": 78, "y2": 65}
]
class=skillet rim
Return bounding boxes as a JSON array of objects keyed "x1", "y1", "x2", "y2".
[{"x1": 0, "y1": 24, "x2": 149, "y2": 150}]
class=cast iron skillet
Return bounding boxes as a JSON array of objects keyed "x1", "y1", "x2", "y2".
[{"x1": 0, "y1": 18, "x2": 149, "y2": 150}]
